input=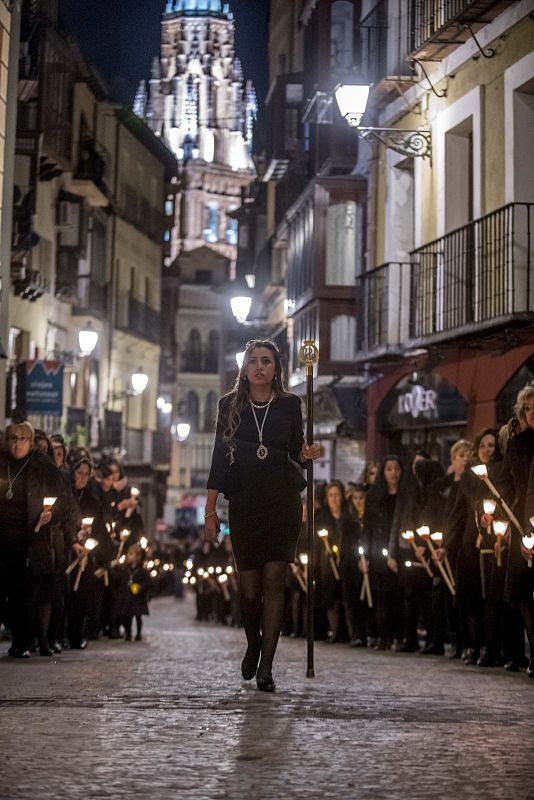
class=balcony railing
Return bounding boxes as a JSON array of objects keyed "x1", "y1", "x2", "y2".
[
  {"x1": 121, "y1": 184, "x2": 165, "y2": 243},
  {"x1": 357, "y1": 262, "x2": 411, "y2": 353},
  {"x1": 411, "y1": 0, "x2": 517, "y2": 61},
  {"x1": 360, "y1": 0, "x2": 413, "y2": 85},
  {"x1": 357, "y1": 203, "x2": 534, "y2": 356},
  {"x1": 117, "y1": 292, "x2": 161, "y2": 344}
]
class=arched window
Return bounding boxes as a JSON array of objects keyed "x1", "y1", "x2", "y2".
[
  {"x1": 204, "y1": 329, "x2": 220, "y2": 373},
  {"x1": 184, "y1": 328, "x2": 202, "y2": 371},
  {"x1": 204, "y1": 391, "x2": 218, "y2": 432},
  {"x1": 330, "y1": 315, "x2": 357, "y2": 361},
  {"x1": 331, "y1": 1, "x2": 354, "y2": 71},
  {"x1": 203, "y1": 202, "x2": 220, "y2": 243},
  {"x1": 185, "y1": 390, "x2": 200, "y2": 432}
]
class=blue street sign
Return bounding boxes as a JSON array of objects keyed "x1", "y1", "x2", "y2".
[{"x1": 24, "y1": 360, "x2": 64, "y2": 416}]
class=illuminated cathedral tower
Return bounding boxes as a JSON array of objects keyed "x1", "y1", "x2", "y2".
[{"x1": 136, "y1": 0, "x2": 257, "y2": 263}]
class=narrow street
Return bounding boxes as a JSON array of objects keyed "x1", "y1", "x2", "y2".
[{"x1": 0, "y1": 596, "x2": 532, "y2": 800}]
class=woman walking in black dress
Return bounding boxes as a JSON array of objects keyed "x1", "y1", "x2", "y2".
[{"x1": 205, "y1": 339, "x2": 320, "y2": 691}]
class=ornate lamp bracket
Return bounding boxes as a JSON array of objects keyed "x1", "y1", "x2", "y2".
[{"x1": 356, "y1": 128, "x2": 432, "y2": 160}]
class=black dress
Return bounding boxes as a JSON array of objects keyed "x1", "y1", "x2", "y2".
[{"x1": 207, "y1": 394, "x2": 306, "y2": 571}]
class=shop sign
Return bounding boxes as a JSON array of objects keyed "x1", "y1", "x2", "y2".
[
  {"x1": 17, "y1": 360, "x2": 64, "y2": 416},
  {"x1": 397, "y1": 385, "x2": 438, "y2": 419},
  {"x1": 379, "y1": 371, "x2": 467, "y2": 431}
]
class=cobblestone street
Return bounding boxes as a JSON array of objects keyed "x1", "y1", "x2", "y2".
[{"x1": 0, "y1": 596, "x2": 532, "y2": 800}]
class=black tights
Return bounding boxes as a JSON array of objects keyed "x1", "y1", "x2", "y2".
[{"x1": 239, "y1": 562, "x2": 287, "y2": 677}]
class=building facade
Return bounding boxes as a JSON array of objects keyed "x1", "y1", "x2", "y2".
[
  {"x1": 5, "y1": 0, "x2": 176, "y2": 530},
  {"x1": 356, "y1": 0, "x2": 534, "y2": 465}
]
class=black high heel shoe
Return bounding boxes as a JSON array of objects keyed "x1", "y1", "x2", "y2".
[
  {"x1": 241, "y1": 639, "x2": 261, "y2": 681},
  {"x1": 256, "y1": 671, "x2": 276, "y2": 692}
]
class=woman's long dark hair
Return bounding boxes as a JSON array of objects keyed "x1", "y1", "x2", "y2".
[
  {"x1": 471, "y1": 427, "x2": 502, "y2": 465},
  {"x1": 372, "y1": 455, "x2": 404, "y2": 497},
  {"x1": 221, "y1": 339, "x2": 291, "y2": 454}
]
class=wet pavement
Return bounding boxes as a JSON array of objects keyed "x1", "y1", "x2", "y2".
[{"x1": 0, "y1": 595, "x2": 533, "y2": 800}]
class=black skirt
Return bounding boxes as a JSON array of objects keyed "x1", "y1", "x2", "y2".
[{"x1": 228, "y1": 487, "x2": 302, "y2": 571}]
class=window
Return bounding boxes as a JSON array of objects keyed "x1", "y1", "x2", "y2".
[
  {"x1": 330, "y1": 315, "x2": 357, "y2": 361},
  {"x1": 204, "y1": 391, "x2": 218, "y2": 432},
  {"x1": 445, "y1": 117, "x2": 473, "y2": 232},
  {"x1": 204, "y1": 329, "x2": 220, "y2": 372},
  {"x1": 203, "y1": 202, "x2": 220, "y2": 243},
  {"x1": 184, "y1": 328, "x2": 202, "y2": 371},
  {"x1": 185, "y1": 390, "x2": 199, "y2": 432},
  {"x1": 225, "y1": 208, "x2": 238, "y2": 245},
  {"x1": 325, "y1": 201, "x2": 360, "y2": 285},
  {"x1": 331, "y1": 1, "x2": 354, "y2": 71}
]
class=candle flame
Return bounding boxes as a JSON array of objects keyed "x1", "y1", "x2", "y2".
[
  {"x1": 43, "y1": 497, "x2": 57, "y2": 507},
  {"x1": 483, "y1": 499, "x2": 496, "y2": 515},
  {"x1": 190, "y1": 576, "x2": 197, "y2": 585},
  {"x1": 416, "y1": 525, "x2": 430, "y2": 537},
  {"x1": 84, "y1": 537, "x2": 98, "y2": 551},
  {"x1": 401, "y1": 530, "x2": 414, "y2": 540},
  {"x1": 163, "y1": 564, "x2": 170, "y2": 571},
  {"x1": 130, "y1": 487, "x2": 140, "y2": 498},
  {"x1": 81, "y1": 517, "x2": 94, "y2": 527},
  {"x1": 529, "y1": 516, "x2": 534, "y2": 529},
  {"x1": 405, "y1": 561, "x2": 412, "y2": 568},
  {"x1": 382, "y1": 548, "x2": 388, "y2": 557},
  {"x1": 182, "y1": 576, "x2": 189, "y2": 584},
  {"x1": 299, "y1": 553, "x2": 308, "y2": 565},
  {"x1": 150, "y1": 569, "x2": 158, "y2": 578},
  {"x1": 430, "y1": 531, "x2": 443, "y2": 543},
  {"x1": 119, "y1": 555, "x2": 126, "y2": 564},
  {"x1": 522, "y1": 535, "x2": 534, "y2": 550},
  {"x1": 492, "y1": 520, "x2": 508, "y2": 536},
  {"x1": 226, "y1": 566, "x2": 234, "y2": 574},
  {"x1": 198, "y1": 568, "x2": 205, "y2": 576},
  {"x1": 120, "y1": 529, "x2": 130, "y2": 540},
  {"x1": 318, "y1": 528, "x2": 328, "y2": 538},
  {"x1": 358, "y1": 546, "x2": 365, "y2": 556},
  {"x1": 472, "y1": 464, "x2": 488, "y2": 478},
  {"x1": 139, "y1": 537, "x2": 148, "y2": 550},
  {"x1": 215, "y1": 566, "x2": 222, "y2": 574},
  {"x1": 219, "y1": 574, "x2": 228, "y2": 583}
]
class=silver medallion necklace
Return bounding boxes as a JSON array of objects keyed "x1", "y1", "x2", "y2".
[
  {"x1": 249, "y1": 394, "x2": 274, "y2": 460},
  {"x1": 6, "y1": 457, "x2": 30, "y2": 500}
]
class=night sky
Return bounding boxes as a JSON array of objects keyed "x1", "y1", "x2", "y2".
[{"x1": 60, "y1": 0, "x2": 270, "y2": 108}]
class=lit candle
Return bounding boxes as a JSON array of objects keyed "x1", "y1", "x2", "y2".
[
  {"x1": 522, "y1": 535, "x2": 534, "y2": 568},
  {"x1": 402, "y1": 529, "x2": 433, "y2": 577},
  {"x1": 139, "y1": 536, "x2": 148, "y2": 550},
  {"x1": 130, "y1": 487, "x2": 140, "y2": 499},
  {"x1": 483, "y1": 499, "x2": 496, "y2": 515},
  {"x1": 492, "y1": 520, "x2": 508, "y2": 568},
  {"x1": 471, "y1": 466, "x2": 523, "y2": 534},
  {"x1": 417, "y1": 525, "x2": 455, "y2": 595},
  {"x1": 357, "y1": 546, "x2": 373, "y2": 608},
  {"x1": 318, "y1": 529, "x2": 340, "y2": 579},
  {"x1": 35, "y1": 497, "x2": 58, "y2": 532}
]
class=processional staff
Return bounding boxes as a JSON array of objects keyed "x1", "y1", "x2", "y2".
[{"x1": 299, "y1": 339, "x2": 319, "y2": 679}]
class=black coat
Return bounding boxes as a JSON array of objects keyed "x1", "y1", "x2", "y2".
[
  {"x1": 362, "y1": 487, "x2": 399, "y2": 590},
  {"x1": 114, "y1": 564, "x2": 150, "y2": 617},
  {"x1": 0, "y1": 449, "x2": 69, "y2": 574},
  {"x1": 497, "y1": 428, "x2": 534, "y2": 602}
]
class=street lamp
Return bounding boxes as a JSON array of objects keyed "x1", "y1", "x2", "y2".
[
  {"x1": 131, "y1": 369, "x2": 148, "y2": 395},
  {"x1": 78, "y1": 322, "x2": 99, "y2": 356},
  {"x1": 335, "y1": 82, "x2": 432, "y2": 160},
  {"x1": 230, "y1": 294, "x2": 252, "y2": 324},
  {"x1": 171, "y1": 421, "x2": 190, "y2": 442}
]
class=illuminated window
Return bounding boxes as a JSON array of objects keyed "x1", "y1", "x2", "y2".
[{"x1": 203, "y1": 202, "x2": 220, "y2": 243}]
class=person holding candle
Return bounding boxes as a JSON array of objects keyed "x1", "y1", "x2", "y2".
[
  {"x1": 422, "y1": 439, "x2": 471, "y2": 657},
  {"x1": 494, "y1": 385, "x2": 534, "y2": 678},
  {"x1": 204, "y1": 339, "x2": 321, "y2": 691},
  {"x1": 443, "y1": 429, "x2": 501, "y2": 666},
  {"x1": 390, "y1": 459, "x2": 444, "y2": 652},
  {"x1": 361, "y1": 456, "x2": 404, "y2": 650},
  {"x1": 344, "y1": 485, "x2": 368, "y2": 646},
  {"x1": 0, "y1": 422, "x2": 67, "y2": 658},
  {"x1": 315, "y1": 481, "x2": 349, "y2": 644},
  {"x1": 115, "y1": 544, "x2": 151, "y2": 641}
]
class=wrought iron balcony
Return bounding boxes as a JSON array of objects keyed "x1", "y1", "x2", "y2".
[
  {"x1": 410, "y1": 0, "x2": 518, "y2": 61},
  {"x1": 71, "y1": 138, "x2": 109, "y2": 208},
  {"x1": 360, "y1": 0, "x2": 414, "y2": 86},
  {"x1": 117, "y1": 292, "x2": 161, "y2": 344},
  {"x1": 124, "y1": 428, "x2": 153, "y2": 465},
  {"x1": 357, "y1": 203, "x2": 534, "y2": 358}
]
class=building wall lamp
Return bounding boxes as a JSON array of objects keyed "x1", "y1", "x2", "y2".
[{"x1": 335, "y1": 84, "x2": 432, "y2": 160}]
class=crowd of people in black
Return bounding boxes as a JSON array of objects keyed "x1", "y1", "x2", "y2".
[
  {"x1": 192, "y1": 385, "x2": 534, "y2": 679},
  {"x1": 0, "y1": 422, "x2": 172, "y2": 658}
]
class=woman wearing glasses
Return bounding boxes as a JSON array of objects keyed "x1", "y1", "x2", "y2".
[{"x1": 0, "y1": 422, "x2": 66, "y2": 658}]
